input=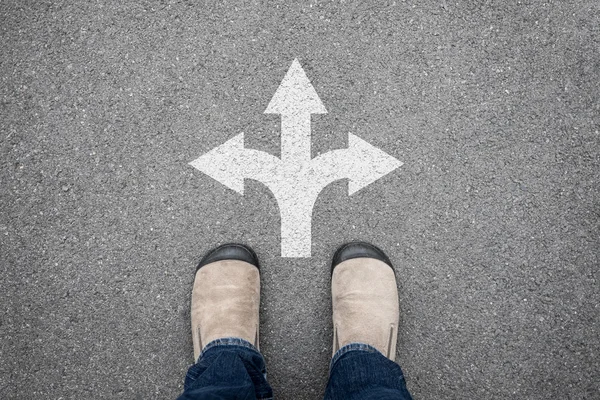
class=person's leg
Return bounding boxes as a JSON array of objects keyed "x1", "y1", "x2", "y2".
[
  {"x1": 324, "y1": 242, "x2": 413, "y2": 400},
  {"x1": 177, "y1": 244, "x2": 273, "y2": 400},
  {"x1": 325, "y1": 344, "x2": 412, "y2": 400},
  {"x1": 178, "y1": 338, "x2": 271, "y2": 400}
]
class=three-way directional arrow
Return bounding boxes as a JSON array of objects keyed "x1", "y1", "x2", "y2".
[{"x1": 190, "y1": 59, "x2": 403, "y2": 257}]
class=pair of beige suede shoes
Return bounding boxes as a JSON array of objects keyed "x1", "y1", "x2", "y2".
[{"x1": 191, "y1": 242, "x2": 400, "y2": 362}]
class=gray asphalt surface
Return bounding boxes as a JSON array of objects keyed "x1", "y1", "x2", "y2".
[{"x1": 1, "y1": 1, "x2": 599, "y2": 399}]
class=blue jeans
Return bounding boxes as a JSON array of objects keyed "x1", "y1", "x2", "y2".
[{"x1": 177, "y1": 338, "x2": 413, "y2": 400}]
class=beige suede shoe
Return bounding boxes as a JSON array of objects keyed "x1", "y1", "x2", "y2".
[
  {"x1": 191, "y1": 244, "x2": 261, "y2": 361},
  {"x1": 331, "y1": 242, "x2": 400, "y2": 360}
]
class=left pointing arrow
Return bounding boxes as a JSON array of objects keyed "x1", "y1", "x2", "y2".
[{"x1": 189, "y1": 133, "x2": 282, "y2": 195}]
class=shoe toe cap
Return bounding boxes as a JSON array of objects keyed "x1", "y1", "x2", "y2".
[
  {"x1": 197, "y1": 243, "x2": 259, "y2": 271},
  {"x1": 331, "y1": 241, "x2": 393, "y2": 274}
]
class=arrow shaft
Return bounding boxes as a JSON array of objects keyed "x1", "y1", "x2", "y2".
[
  {"x1": 281, "y1": 114, "x2": 312, "y2": 165},
  {"x1": 275, "y1": 187, "x2": 320, "y2": 257}
]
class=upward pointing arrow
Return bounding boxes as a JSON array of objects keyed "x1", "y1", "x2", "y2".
[
  {"x1": 190, "y1": 59, "x2": 403, "y2": 257},
  {"x1": 265, "y1": 59, "x2": 327, "y2": 164}
]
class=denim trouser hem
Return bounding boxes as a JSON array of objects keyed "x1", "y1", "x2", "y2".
[
  {"x1": 198, "y1": 337, "x2": 259, "y2": 363},
  {"x1": 330, "y1": 342, "x2": 386, "y2": 372},
  {"x1": 179, "y1": 338, "x2": 411, "y2": 400},
  {"x1": 179, "y1": 337, "x2": 274, "y2": 400},
  {"x1": 325, "y1": 342, "x2": 412, "y2": 400}
]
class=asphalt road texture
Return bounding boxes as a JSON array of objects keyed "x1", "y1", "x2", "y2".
[{"x1": 1, "y1": 1, "x2": 599, "y2": 399}]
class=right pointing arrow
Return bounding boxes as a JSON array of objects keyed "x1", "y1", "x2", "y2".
[
  {"x1": 346, "y1": 134, "x2": 403, "y2": 194},
  {"x1": 309, "y1": 133, "x2": 403, "y2": 195}
]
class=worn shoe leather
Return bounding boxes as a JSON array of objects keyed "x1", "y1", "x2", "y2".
[
  {"x1": 331, "y1": 242, "x2": 400, "y2": 359},
  {"x1": 191, "y1": 244, "x2": 260, "y2": 360}
]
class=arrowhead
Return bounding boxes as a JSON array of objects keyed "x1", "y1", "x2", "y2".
[
  {"x1": 265, "y1": 59, "x2": 327, "y2": 115},
  {"x1": 347, "y1": 134, "x2": 403, "y2": 195},
  {"x1": 189, "y1": 133, "x2": 246, "y2": 194}
]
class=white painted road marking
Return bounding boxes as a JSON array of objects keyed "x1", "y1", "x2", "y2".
[{"x1": 190, "y1": 59, "x2": 403, "y2": 257}]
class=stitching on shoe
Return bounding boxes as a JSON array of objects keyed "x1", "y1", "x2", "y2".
[
  {"x1": 197, "y1": 326, "x2": 203, "y2": 351},
  {"x1": 254, "y1": 325, "x2": 259, "y2": 348},
  {"x1": 387, "y1": 324, "x2": 394, "y2": 358},
  {"x1": 334, "y1": 325, "x2": 340, "y2": 353}
]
